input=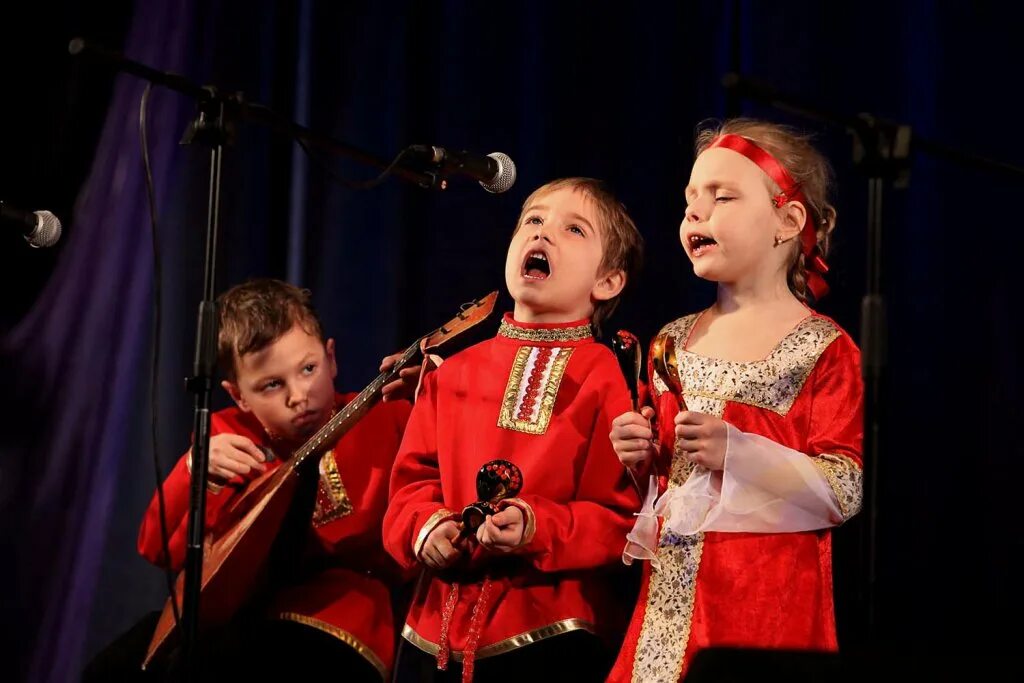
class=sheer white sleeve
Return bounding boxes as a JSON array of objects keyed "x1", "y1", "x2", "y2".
[
  {"x1": 623, "y1": 473, "x2": 661, "y2": 569},
  {"x1": 657, "y1": 424, "x2": 860, "y2": 536}
]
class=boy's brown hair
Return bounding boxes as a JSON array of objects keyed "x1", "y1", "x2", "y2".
[
  {"x1": 517, "y1": 177, "x2": 644, "y2": 330},
  {"x1": 216, "y1": 278, "x2": 325, "y2": 381}
]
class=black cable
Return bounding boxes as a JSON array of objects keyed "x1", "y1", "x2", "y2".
[
  {"x1": 140, "y1": 82, "x2": 181, "y2": 628},
  {"x1": 294, "y1": 137, "x2": 420, "y2": 190}
]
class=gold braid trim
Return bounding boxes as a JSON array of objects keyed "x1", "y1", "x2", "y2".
[
  {"x1": 497, "y1": 347, "x2": 573, "y2": 435},
  {"x1": 812, "y1": 452, "x2": 863, "y2": 521},
  {"x1": 312, "y1": 450, "x2": 354, "y2": 527},
  {"x1": 631, "y1": 385, "x2": 721, "y2": 682},
  {"x1": 277, "y1": 612, "x2": 387, "y2": 679},
  {"x1": 402, "y1": 618, "x2": 597, "y2": 661},
  {"x1": 498, "y1": 319, "x2": 593, "y2": 343}
]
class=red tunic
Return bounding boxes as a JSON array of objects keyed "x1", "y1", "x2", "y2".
[
  {"x1": 138, "y1": 392, "x2": 411, "y2": 679},
  {"x1": 382, "y1": 315, "x2": 640, "y2": 667},
  {"x1": 609, "y1": 312, "x2": 864, "y2": 683}
]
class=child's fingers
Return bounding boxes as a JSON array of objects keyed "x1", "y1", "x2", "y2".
[
  {"x1": 618, "y1": 451, "x2": 652, "y2": 468},
  {"x1": 210, "y1": 452, "x2": 255, "y2": 477},
  {"x1": 476, "y1": 521, "x2": 491, "y2": 547},
  {"x1": 453, "y1": 533, "x2": 473, "y2": 552},
  {"x1": 477, "y1": 520, "x2": 518, "y2": 551},
  {"x1": 379, "y1": 353, "x2": 401, "y2": 372},
  {"x1": 440, "y1": 520, "x2": 463, "y2": 541},
  {"x1": 381, "y1": 366, "x2": 424, "y2": 402},
  {"x1": 422, "y1": 549, "x2": 445, "y2": 569},
  {"x1": 675, "y1": 423, "x2": 703, "y2": 440},
  {"x1": 640, "y1": 406, "x2": 656, "y2": 420},
  {"x1": 675, "y1": 410, "x2": 707, "y2": 426},
  {"x1": 612, "y1": 423, "x2": 654, "y2": 442},
  {"x1": 490, "y1": 508, "x2": 521, "y2": 528},
  {"x1": 209, "y1": 463, "x2": 239, "y2": 481},
  {"x1": 225, "y1": 447, "x2": 267, "y2": 474},
  {"x1": 477, "y1": 516, "x2": 501, "y2": 547},
  {"x1": 425, "y1": 542, "x2": 455, "y2": 568},
  {"x1": 612, "y1": 411, "x2": 650, "y2": 429},
  {"x1": 380, "y1": 378, "x2": 405, "y2": 400},
  {"x1": 426, "y1": 536, "x2": 459, "y2": 567},
  {"x1": 216, "y1": 446, "x2": 266, "y2": 476},
  {"x1": 626, "y1": 438, "x2": 655, "y2": 453},
  {"x1": 676, "y1": 440, "x2": 703, "y2": 458},
  {"x1": 223, "y1": 434, "x2": 266, "y2": 462},
  {"x1": 614, "y1": 436, "x2": 654, "y2": 455}
]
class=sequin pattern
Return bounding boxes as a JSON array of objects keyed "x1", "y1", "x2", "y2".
[
  {"x1": 673, "y1": 316, "x2": 841, "y2": 416},
  {"x1": 812, "y1": 453, "x2": 863, "y2": 520},
  {"x1": 631, "y1": 531, "x2": 705, "y2": 683}
]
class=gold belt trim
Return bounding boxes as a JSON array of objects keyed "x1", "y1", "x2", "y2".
[
  {"x1": 278, "y1": 612, "x2": 388, "y2": 679},
  {"x1": 401, "y1": 618, "x2": 596, "y2": 661}
]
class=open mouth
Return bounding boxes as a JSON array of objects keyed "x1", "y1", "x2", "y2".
[
  {"x1": 522, "y1": 250, "x2": 551, "y2": 280},
  {"x1": 687, "y1": 233, "x2": 718, "y2": 257}
]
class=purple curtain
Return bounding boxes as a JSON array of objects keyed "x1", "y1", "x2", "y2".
[{"x1": 1, "y1": 2, "x2": 195, "y2": 680}]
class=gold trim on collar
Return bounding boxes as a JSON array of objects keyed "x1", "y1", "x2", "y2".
[
  {"x1": 653, "y1": 313, "x2": 842, "y2": 416},
  {"x1": 278, "y1": 612, "x2": 388, "y2": 679},
  {"x1": 498, "y1": 319, "x2": 593, "y2": 343},
  {"x1": 401, "y1": 618, "x2": 596, "y2": 661}
]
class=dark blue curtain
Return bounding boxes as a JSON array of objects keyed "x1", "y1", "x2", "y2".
[{"x1": 2, "y1": 1, "x2": 1022, "y2": 680}]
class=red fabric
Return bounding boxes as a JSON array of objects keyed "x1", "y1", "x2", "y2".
[
  {"x1": 382, "y1": 317, "x2": 640, "y2": 657},
  {"x1": 609, "y1": 317, "x2": 863, "y2": 682},
  {"x1": 137, "y1": 392, "x2": 412, "y2": 673}
]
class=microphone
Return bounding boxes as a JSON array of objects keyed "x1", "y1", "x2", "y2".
[
  {"x1": 405, "y1": 145, "x2": 516, "y2": 193},
  {"x1": 1, "y1": 202, "x2": 62, "y2": 248}
]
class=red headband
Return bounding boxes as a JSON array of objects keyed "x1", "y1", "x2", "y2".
[{"x1": 706, "y1": 133, "x2": 830, "y2": 299}]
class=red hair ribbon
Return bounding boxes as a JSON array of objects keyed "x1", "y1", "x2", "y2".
[{"x1": 706, "y1": 133, "x2": 830, "y2": 299}]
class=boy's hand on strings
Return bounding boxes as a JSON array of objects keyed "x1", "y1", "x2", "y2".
[
  {"x1": 421, "y1": 520, "x2": 466, "y2": 570},
  {"x1": 204, "y1": 433, "x2": 267, "y2": 485},
  {"x1": 674, "y1": 411, "x2": 727, "y2": 470},
  {"x1": 380, "y1": 352, "x2": 438, "y2": 402},
  {"x1": 476, "y1": 507, "x2": 525, "y2": 553},
  {"x1": 610, "y1": 407, "x2": 658, "y2": 476}
]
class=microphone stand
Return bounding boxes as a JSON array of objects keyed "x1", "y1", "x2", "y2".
[
  {"x1": 69, "y1": 38, "x2": 444, "y2": 679},
  {"x1": 722, "y1": 71, "x2": 1024, "y2": 649}
]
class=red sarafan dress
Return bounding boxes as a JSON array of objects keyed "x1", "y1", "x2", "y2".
[{"x1": 608, "y1": 311, "x2": 864, "y2": 683}]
